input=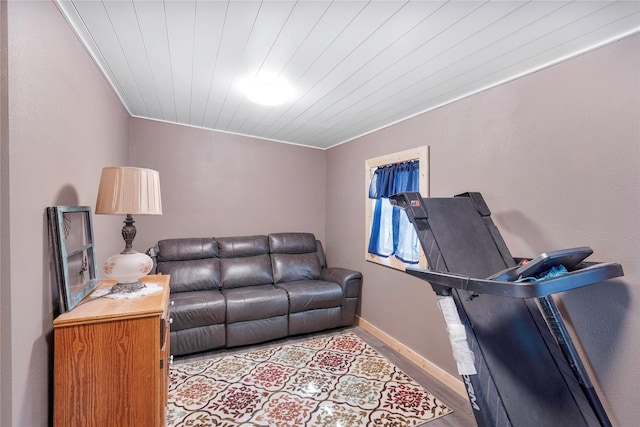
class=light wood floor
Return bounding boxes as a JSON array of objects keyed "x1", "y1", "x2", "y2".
[{"x1": 177, "y1": 325, "x2": 476, "y2": 427}]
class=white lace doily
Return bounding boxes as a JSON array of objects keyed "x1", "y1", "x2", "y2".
[{"x1": 92, "y1": 283, "x2": 163, "y2": 300}]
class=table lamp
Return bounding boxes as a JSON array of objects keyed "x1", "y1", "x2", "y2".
[{"x1": 95, "y1": 166, "x2": 162, "y2": 293}]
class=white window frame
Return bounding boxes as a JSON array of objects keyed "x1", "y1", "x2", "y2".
[{"x1": 365, "y1": 146, "x2": 429, "y2": 271}]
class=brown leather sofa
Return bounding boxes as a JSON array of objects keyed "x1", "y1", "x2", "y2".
[{"x1": 147, "y1": 232, "x2": 362, "y2": 357}]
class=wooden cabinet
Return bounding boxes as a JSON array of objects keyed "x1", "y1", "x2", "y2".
[{"x1": 53, "y1": 274, "x2": 170, "y2": 427}]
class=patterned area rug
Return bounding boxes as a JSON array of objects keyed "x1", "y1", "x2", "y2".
[{"x1": 167, "y1": 332, "x2": 452, "y2": 426}]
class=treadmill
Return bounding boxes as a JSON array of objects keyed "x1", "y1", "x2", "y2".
[{"x1": 390, "y1": 191, "x2": 623, "y2": 427}]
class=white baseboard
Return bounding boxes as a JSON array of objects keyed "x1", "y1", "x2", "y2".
[{"x1": 356, "y1": 315, "x2": 467, "y2": 398}]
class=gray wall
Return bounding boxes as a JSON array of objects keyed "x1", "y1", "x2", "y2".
[
  {"x1": 2, "y1": 1, "x2": 130, "y2": 425},
  {"x1": 0, "y1": 1, "x2": 8, "y2": 423},
  {"x1": 1, "y1": 1, "x2": 638, "y2": 425},
  {"x1": 129, "y1": 119, "x2": 327, "y2": 252},
  {"x1": 325, "y1": 34, "x2": 639, "y2": 426}
]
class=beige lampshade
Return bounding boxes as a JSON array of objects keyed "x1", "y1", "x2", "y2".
[{"x1": 95, "y1": 166, "x2": 162, "y2": 215}]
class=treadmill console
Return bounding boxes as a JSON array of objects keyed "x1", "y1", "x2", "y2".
[{"x1": 515, "y1": 247, "x2": 593, "y2": 279}]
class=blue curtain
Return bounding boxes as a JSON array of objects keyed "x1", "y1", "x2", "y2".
[{"x1": 368, "y1": 160, "x2": 420, "y2": 263}]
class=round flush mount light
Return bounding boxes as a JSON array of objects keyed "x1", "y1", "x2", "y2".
[{"x1": 241, "y1": 76, "x2": 293, "y2": 106}]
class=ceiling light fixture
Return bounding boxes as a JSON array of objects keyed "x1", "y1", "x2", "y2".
[{"x1": 242, "y1": 76, "x2": 293, "y2": 106}]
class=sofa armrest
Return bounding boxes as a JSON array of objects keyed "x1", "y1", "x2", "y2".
[
  {"x1": 146, "y1": 244, "x2": 159, "y2": 274},
  {"x1": 321, "y1": 268, "x2": 362, "y2": 299}
]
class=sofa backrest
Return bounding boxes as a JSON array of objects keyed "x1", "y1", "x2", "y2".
[
  {"x1": 149, "y1": 233, "x2": 328, "y2": 292},
  {"x1": 154, "y1": 238, "x2": 220, "y2": 292},
  {"x1": 269, "y1": 233, "x2": 322, "y2": 283},
  {"x1": 218, "y1": 235, "x2": 273, "y2": 289}
]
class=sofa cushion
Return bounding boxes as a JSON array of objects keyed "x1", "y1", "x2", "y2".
[
  {"x1": 269, "y1": 233, "x2": 317, "y2": 254},
  {"x1": 171, "y1": 324, "x2": 226, "y2": 356},
  {"x1": 223, "y1": 285, "x2": 288, "y2": 323},
  {"x1": 288, "y1": 308, "x2": 342, "y2": 336},
  {"x1": 271, "y1": 253, "x2": 321, "y2": 283},
  {"x1": 169, "y1": 290, "x2": 225, "y2": 331},
  {"x1": 218, "y1": 235, "x2": 269, "y2": 258},
  {"x1": 226, "y1": 316, "x2": 288, "y2": 348},
  {"x1": 220, "y1": 254, "x2": 273, "y2": 289},
  {"x1": 157, "y1": 237, "x2": 217, "y2": 262},
  {"x1": 157, "y1": 258, "x2": 220, "y2": 292},
  {"x1": 275, "y1": 280, "x2": 343, "y2": 313}
]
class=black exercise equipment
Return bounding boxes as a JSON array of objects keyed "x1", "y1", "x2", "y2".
[{"x1": 390, "y1": 191, "x2": 623, "y2": 427}]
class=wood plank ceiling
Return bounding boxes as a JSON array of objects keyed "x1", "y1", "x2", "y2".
[{"x1": 56, "y1": 1, "x2": 639, "y2": 149}]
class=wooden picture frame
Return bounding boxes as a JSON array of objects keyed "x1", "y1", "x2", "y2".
[{"x1": 47, "y1": 206, "x2": 98, "y2": 313}]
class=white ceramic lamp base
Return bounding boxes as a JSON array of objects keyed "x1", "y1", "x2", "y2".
[{"x1": 103, "y1": 251, "x2": 154, "y2": 293}]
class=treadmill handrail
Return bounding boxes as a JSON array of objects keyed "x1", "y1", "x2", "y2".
[{"x1": 405, "y1": 262, "x2": 623, "y2": 298}]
